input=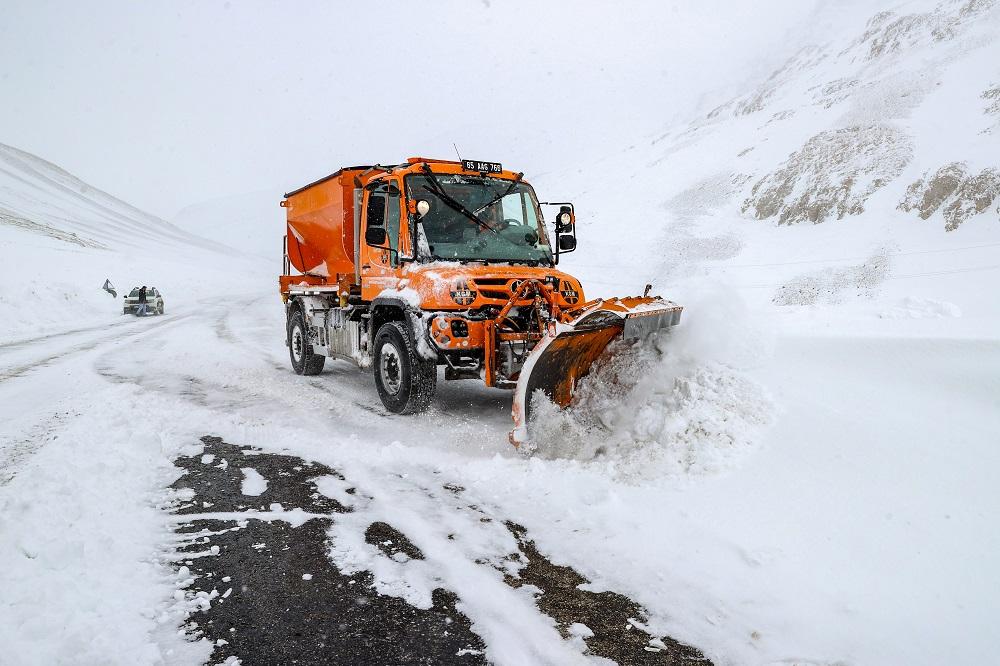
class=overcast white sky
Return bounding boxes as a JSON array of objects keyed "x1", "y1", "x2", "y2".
[{"x1": 0, "y1": 1, "x2": 823, "y2": 218}]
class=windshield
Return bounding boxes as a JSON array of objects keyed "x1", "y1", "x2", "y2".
[{"x1": 405, "y1": 174, "x2": 552, "y2": 264}]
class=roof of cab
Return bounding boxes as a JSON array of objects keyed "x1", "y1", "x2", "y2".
[{"x1": 283, "y1": 158, "x2": 523, "y2": 198}]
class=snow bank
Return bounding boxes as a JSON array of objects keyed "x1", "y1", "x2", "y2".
[
  {"x1": 879, "y1": 295, "x2": 962, "y2": 319},
  {"x1": 0, "y1": 255, "x2": 123, "y2": 343},
  {"x1": 0, "y1": 385, "x2": 211, "y2": 665}
]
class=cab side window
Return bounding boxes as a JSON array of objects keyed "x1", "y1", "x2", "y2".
[
  {"x1": 366, "y1": 190, "x2": 386, "y2": 229},
  {"x1": 385, "y1": 182, "x2": 400, "y2": 262},
  {"x1": 366, "y1": 182, "x2": 401, "y2": 266}
]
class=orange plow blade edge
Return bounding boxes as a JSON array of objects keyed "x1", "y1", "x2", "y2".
[{"x1": 509, "y1": 298, "x2": 682, "y2": 447}]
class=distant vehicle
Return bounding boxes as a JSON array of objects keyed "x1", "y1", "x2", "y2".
[{"x1": 123, "y1": 286, "x2": 164, "y2": 315}]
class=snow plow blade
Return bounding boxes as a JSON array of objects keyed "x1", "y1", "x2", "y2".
[{"x1": 509, "y1": 298, "x2": 682, "y2": 447}]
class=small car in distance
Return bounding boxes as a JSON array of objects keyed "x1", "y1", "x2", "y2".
[{"x1": 123, "y1": 286, "x2": 165, "y2": 315}]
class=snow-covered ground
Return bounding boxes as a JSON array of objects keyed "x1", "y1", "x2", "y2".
[
  {"x1": 2, "y1": 0, "x2": 1000, "y2": 664},
  {"x1": 3, "y1": 274, "x2": 997, "y2": 665}
]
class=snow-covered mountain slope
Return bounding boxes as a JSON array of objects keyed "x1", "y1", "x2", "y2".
[
  {"x1": 0, "y1": 142, "x2": 268, "y2": 344},
  {"x1": 172, "y1": 189, "x2": 284, "y2": 260},
  {"x1": 0, "y1": 142, "x2": 228, "y2": 253},
  {"x1": 729, "y1": 0, "x2": 1000, "y2": 230},
  {"x1": 541, "y1": 0, "x2": 1000, "y2": 326}
]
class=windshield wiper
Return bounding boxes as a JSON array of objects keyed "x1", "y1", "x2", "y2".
[
  {"x1": 473, "y1": 172, "x2": 523, "y2": 216},
  {"x1": 420, "y1": 167, "x2": 499, "y2": 235}
]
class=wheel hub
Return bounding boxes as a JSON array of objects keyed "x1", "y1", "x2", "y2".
[
  {"x1": 379, "y1": 344, "x2": 402, "y2": 395},
  {"x1": 291, "y1": 326, "x2": 303, "y2": 362}
]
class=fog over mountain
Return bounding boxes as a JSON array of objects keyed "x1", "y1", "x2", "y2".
[{"x1": 1, "y1": 0, "x2": 821, "y2": 217}]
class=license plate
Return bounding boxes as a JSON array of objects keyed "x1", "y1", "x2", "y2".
[{"x1": 461, "y1": 160, "x2": 502, "y2": 174}]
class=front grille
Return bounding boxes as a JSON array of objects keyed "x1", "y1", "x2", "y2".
[{"x1": 470, "y1": 278, "x2": 537, "y2": 302}]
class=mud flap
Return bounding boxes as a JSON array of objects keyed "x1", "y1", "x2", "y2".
[{"x1": 509, "y1": 299, "x2": 683, "y2": 447}]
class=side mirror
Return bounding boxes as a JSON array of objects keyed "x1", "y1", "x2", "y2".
[
  {"x1": 558, "y1": 235, "x2": 577, "y2": 252},
  {"x1": 365, "y1": 226, "x2": 387, "y2": 246},
  {"x1": 539, "y1": 201, "x2": 577, "y2": 263}
]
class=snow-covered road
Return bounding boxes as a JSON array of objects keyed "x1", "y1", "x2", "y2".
[{"x1": 1, "y1": 292, "x2": 998, "y2": 665}]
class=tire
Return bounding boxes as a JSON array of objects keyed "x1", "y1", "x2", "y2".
[
  {"x1": 157, "y1": 301, "x2": 165, "y2": 315},
  {"x1": 288, "y1": 308, "x2": 325, "y2": 375},
  {"x1": 373, "y1": 320, "x2": 436, "y2": 414}
]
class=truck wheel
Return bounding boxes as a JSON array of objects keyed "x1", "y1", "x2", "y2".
[
  {"x1": 157, "y1": 302, "x2": 164, "y2": 315},
  {"x1": 373, "y1": 321, "x2": 436, "y2": 414},
  {"x1": 288, "y1": 309, "x2": 325, "y2": 375}
]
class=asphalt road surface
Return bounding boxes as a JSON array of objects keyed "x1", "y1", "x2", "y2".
[{"x1": 171, "y1": 436, "x2": 710, "y2": 665}]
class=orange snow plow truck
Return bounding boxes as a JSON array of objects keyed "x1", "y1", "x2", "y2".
[{"x1": 278, "y1": 158, "x2": 681, "y2": 446}]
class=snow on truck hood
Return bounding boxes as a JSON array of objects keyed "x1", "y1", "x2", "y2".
[{"x1": 378, "y1": 262, "x2": 582, "y2": 308}]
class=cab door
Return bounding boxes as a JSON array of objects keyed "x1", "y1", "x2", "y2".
[{"x1": 360, "y1": 178, "x2": 404, "y2": 300}]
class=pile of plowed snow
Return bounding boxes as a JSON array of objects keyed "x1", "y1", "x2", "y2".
[{"x1": 526, "y1": 287, "x2": 775, "y2": 481}]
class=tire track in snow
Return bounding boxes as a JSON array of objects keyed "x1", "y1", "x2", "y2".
[
  {"x1": 0, "y1": 313, "x2": 199, "y2": 482},
  {"x1": 0, "y1": 316, "x2": 144, "y2": 351},
  {"x1": 90, "y1": 294, "x2": 512, "y2": 452},
  {"x1": 0, "y1": 312, "x2": 193, "y2": 383},
  {"x1": 0, "y1": 409, "x2": 80, "y2": 486}
]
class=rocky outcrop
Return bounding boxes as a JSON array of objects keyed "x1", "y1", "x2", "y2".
[
  {"x1": 742, "y1": 125, "x2": 912, "y2": 225},
  {"x1": 0, "y1": 208, "x2": 105, "y2": 248},
  {"x1": 705, "y1": 46, "x2": 826, "y2": 120},
  {"x1": 842, "y1": 0, "x2": 997, "y2": 62},
  {"x1": 898, "y1": 162, "x2": 1000, "y2": 230},
  {"x1": 984, "y1": 84, "x2": 1000, "y2": 115},
  {"x1": 811, "y1": 78, "x2": 859, "y2": 109},
  {"x1": 898, "y1": 163, "x2": 966, "y2": 219},
  {"x1": 984, "y1": 84, "x2": 1000, "y2": 133}
]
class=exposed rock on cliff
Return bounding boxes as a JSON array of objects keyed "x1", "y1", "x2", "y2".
[
  {"x1": 742, "y1": 125, "x2": 912, "y2": 225},
  {"x1": 899, "y1": 162, "x2": 1000, "y2": 230}
]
